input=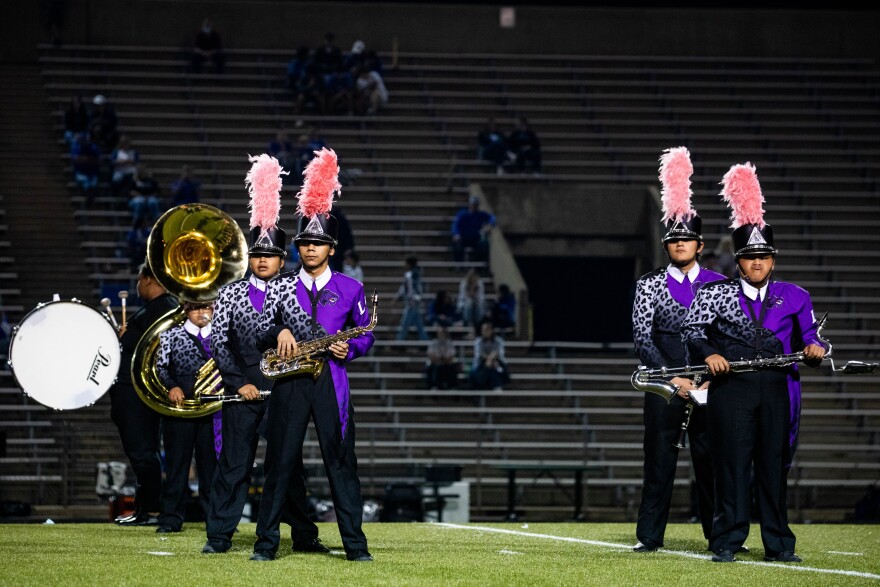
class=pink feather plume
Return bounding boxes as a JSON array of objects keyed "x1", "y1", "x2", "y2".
[
  {"x1": 297, "y1": 147, "x2": 341, "y2": 218},
  {"x1": 658, "y1": 146, "x2": 696, "y2": 224},
  {"x1": 245, "y1": 154, "x2": 287, "y2": 231},
  {"x1": 720, "y1": 162, "x2": 766, "y2": 229}
]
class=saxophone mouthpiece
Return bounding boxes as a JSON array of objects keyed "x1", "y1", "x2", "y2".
[{"x1": 371, "y1": 290, "x2": 378, "y2": 305}]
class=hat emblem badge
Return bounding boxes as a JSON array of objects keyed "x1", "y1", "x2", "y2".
[{"x1": 747, "y1": 226, "x2": 767, "y2": 245}]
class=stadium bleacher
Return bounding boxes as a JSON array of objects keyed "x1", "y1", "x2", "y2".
[{"x1": 0, "y1": 43, "x2": 876, "y2": 523}]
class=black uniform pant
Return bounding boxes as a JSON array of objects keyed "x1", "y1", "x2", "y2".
[
  {"x1": 255, "y1": 369, "x2": 367, "y2": 556},
  {"x1": 109, "y1": 383, "x2": 162, "y2": 513},
  {"x1": 708, "y1": 370, "x2": 795, "y2": 556},
  {"x1": 158, "y1": 414, "x2": 216, "y2": 530},
  {"x1": 206, "y1": 400, "x2": 317, "y2": 549},
  {"x1": 636, "y1": 393, "x2": 713, "y2": 545}
]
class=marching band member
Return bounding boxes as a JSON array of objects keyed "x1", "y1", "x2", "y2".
[
  {"x1": 154, "y1": 301, "x2": 218, "y2": 533},
  {"x1": 111, "y1": 262, "x2": 178, "y2": 526},
  {"x1": 682, "y1": 163, "x2": 827, "y2": 563},
  {"x1": 251, "y1": 148, "x2": 374, "y2": 563},
  {"x1": 631, "y1": 148, "x2": 726, "y2": 553},
  {"x1": 203, "y1": 155, "x2": 324, "y2": 554}
]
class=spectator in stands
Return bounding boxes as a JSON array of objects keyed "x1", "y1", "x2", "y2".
[
  {"x1": 342, "y1": 249, "x2": 364, "y2": 283},
  {"x1": 426, "y1": 289, "x2": 458, "y2": 328},
  {"x1": 329, "y1": 205, "x2": 354, "y2": 273},
  {"x1": 314, "y1": 32, "x2": 344, "y2": 81},
  {"x1": 170, "y1": 165, "x2": 201, "y2": 206},
  {"x1": 477, "y1": 118, "x2": 513, "y2": 174},
  {"x1": 70, "y1": 131, "x2": 101, "y2": 205},
  {"x1": 268, "y1": 130, "x2": 295, "y2": 173},
  {"x1": 489, "y1": 283, "x2": 516, "y2": 331},
  {"x1": 89, "y1": 94, "x2": 118, "y2": 152},
  {"x1": 191, "y1": 18, "x2": 225, "y2": 74},
  {"x1": 508, "y1": 117, "x2": 542, "y2": 175},
  {"x1": 128, "y1": 164, "x2": 162, "y2": 226},
  {"x1": 714, "y1": 235, "x2": 738, "y2": 278},
  {"x1": 110, "y1": 135, "x2": 139, "y2": 200},
  {"x1": 425, "y1": 326, "x2": 459, "y2": 390},
  {"x1": 395, "y1": 255, "x2": 428, "y2": 341},
  {"x1": 127, "y1": 218, "x2": 152, "y2": 272},
  {"x1": 456, "y1": 269, "x2": 486, "y2": 329},
  {"x1": 40, "y1": 0, "x2": 67, "y2": 47},
  {"x1": 469, "y1": 319, "x2": 509, "y2": 391},
  {"x1": 325, "y1": 63, "x2": 355, "y2": 115},
  {"x1": 354, "y1": 66, "x2": 389, "y2": 115},
  {"x1": 285, "y1": 45, "x2": 312, "y2": 92},
  {"x1": 292, "y1": 63, "x2": 327, "y2": 115},
  {"x1": 63, "y1": 94, "x2": 89, "y2": 146},
  {"x1": 451, "y1": 195, "x2": 495, "y2": 264}
]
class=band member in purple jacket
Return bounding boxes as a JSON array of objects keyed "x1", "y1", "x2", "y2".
[
  {"x1": 204, "y1": 155, "x2": 326, "y2": 555},
  {"x1": 155, "y1": 301, "x2": 217, "y2": 533},
  {"x1": 251, "y1": 149, "x2": 375, "y2": 563},
  {"x1": 632, "y1": 148, "x2": 725, "y2": 553},
  {"x1": 683, "y1": 163, "x2": 827, "y2": 564}
]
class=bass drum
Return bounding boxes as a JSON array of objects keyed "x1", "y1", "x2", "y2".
[{"x1": 8, "y1": 300, "x2": 121, "y2": 410}]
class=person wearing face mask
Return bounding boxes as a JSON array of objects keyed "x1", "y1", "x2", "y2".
[
  {"x1": 631, "y1": 148, "x2": 725, "y2": 554},
  {"x1": 154, "y1": 301, "x2": 218, "y2": 534},
  {"x1": 203, "y1": 155, "x2": 325, "y2": 555},
  {"x1": 251, "y1": 149, "x2": 374, "y2": 563},
  {"x1": 683, "y1": 163, "x2": 828, "y2": 564}
]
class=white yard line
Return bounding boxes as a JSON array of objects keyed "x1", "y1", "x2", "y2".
[{"x1": 436, "y1": 523, "x2": 880, "y2": 581}]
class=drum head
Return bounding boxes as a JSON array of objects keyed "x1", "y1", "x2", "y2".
[{"x1": 9, "y1": 301, "x2": 121, "y2": 410}]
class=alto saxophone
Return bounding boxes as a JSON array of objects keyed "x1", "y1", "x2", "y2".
[{"x1": 260, "y1": 291, "x2": 378, "y2": 380}]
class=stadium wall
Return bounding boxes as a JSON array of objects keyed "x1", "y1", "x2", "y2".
[{"x1": 4, "y1": 1, "x2": 879, "y2": 63}]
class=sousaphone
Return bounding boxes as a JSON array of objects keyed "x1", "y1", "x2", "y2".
[{"x1": 132, "y1": 203, "x2": 247, "y2": 417}]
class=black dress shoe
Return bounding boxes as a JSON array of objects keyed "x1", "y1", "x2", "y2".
[
  {"x1": 293, "y1": 537, "x2": 331, "y2": 553},
  {"x1": 250, "y1": 551, "x2": 275, "y2": 562},
  {"x1": 117, "y1": 511, "x2": 159, "y2": 526},
  {"x1": 633, "y1": 540, "x2": 659, "y2": 553},
  {"x1": 764, "y1": 551, "x2": 801, "y2": 563},
  {"x1": 346, "y1": 549, "x2": 373, "y2": 562},
  {"x1": 155, "y1": 525, "x2": 180, "y2": 534},
  {"x1": 712, "y1": 549, "x2": 736, "y2": 563},
  {"x1": 201, "y1": 542, "x2": 229, "y2": 554}
]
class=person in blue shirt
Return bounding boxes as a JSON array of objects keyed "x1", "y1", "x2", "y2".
[{"x1": 451, "y1": 195, "x2": 495, "y2": 264}]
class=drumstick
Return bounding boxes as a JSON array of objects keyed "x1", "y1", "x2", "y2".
[
  {"x1": 100, "y1": 298, "x2": 119, "y2": 330},
  {"x1": 118, "y1": 290, "x2": 129, "y2": 330}
]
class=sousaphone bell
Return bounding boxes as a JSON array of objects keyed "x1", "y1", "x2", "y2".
[{"x1": 131, "y1": 203, "x2": 247, "y2": 418}]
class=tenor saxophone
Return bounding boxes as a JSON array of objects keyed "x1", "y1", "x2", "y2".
[{"x1": 260, "y1": 291, "x2": 378, "y2": 380}]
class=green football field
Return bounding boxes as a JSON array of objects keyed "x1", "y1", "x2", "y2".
[{"x1": 1, "y1": 522, "x2": 878, "y2": 586}]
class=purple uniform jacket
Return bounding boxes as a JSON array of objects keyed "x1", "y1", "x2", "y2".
[
  {"x1": 256, "y1": 270, "x2": 374, "y2": 437},
  {"x1": 682, "y1": 279, "x2": 828, "y2": 447},
  {"x1": 632, "y1": 265, "x2": 727, "y2": 369}
]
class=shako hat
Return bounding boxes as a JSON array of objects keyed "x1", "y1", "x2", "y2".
[
  {"x1": 292, "y1": 147, "x2": 341, "y2": 247},
  {"x1": 658, "y1": 147, "x2": 702, "y2": 243},
  {"x1": 720, "y1": 162, "x2": 777, "y2": 258},
  {"x1": 245, "y1": 153, "x2": 288, "y2": 257}
]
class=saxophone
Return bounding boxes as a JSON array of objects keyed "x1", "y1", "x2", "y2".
[{"x1": 259, "y1": 291, "x2": 378, "y2": 380}]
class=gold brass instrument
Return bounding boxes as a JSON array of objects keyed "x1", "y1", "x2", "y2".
[
  {"x1": 131, "y1": 203, "x2": 248, "y2": 418},
  {"x1": 259, "y1": 291, "x2": 378, "y2": 380}
]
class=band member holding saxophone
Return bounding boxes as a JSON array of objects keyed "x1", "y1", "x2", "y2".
[
  {"x1": 111, "y1": 262, "x2": 179, "y2": 526},
  {"x1": 154, "y1": 301, "x2": 218, "y2": 533},
  {"x1": 251, "y1": 149, "x2": 374, "y2": 563},
  {"x1": 204, "y1": 155, "x2": 324, "y2": 554},
  {"x1": 631, "y1": 148, "x2": 726, "y2": 553},
  {"x1": 682, "y1": 163, "x2": 827, "y2": 564}
]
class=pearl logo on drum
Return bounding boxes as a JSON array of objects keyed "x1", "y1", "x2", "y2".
[{"x1": 88, "y1": 347, "x2": 113, "y2": 385}]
